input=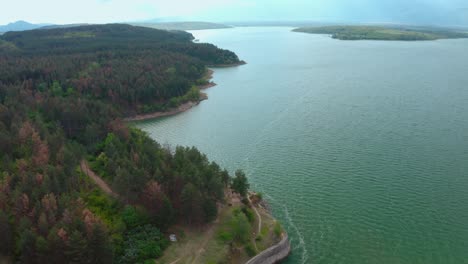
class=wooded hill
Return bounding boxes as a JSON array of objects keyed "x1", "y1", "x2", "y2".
[{"x1": 0, "y1": 24, "x2": 249, "y2": 263}]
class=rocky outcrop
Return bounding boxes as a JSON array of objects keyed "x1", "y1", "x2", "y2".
[{"x1": 246, "y1": 234, "x2": 291, "y2": 264}]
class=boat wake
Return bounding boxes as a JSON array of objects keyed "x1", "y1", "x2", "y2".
[{"x1": 265, "y1": 193, "x2": 310, "y2": 264}]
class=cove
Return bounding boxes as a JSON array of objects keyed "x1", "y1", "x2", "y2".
[{"x1": 136, "y1": 27, "x2": 468, "y2": 264}]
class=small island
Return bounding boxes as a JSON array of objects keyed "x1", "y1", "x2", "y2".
[{"x1": 293, "y1": 25, "x2": 468, "y2": 41}]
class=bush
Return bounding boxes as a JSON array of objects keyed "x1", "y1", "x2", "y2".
[
  {"x1": 119, "y1": 225, "x2": 168, "y2": 264},
  {"x1": 230, "y1": 211, "x2": 251, "y2": 244},
  {"x1": 121, "y1": 206, "x2": 149, "y2": 230},
  {"x1": 274, "y1": 222, "x2": 282, "y2": 237},
  {"x1": 256, "y1": 192, "x2": 263, "y2": 201},
  {"x1": 241, "y1": 207, "x2": 255, "y2": 223},
  {"x1": 245, "y1": 243, "x2": 257, "y2": 257},
  {"x1": 217, "y1": 231, "x2": 233, "y2": 243}
]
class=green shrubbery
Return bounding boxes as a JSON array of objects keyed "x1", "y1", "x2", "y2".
[
  {"x1": 242, "y1": 207, "x2": 255, "y2": 223},
  {"x1": 274, "y1": 222, "x2": 283, "y2": 237},
  {"x1": 119, "y1": 225, "x2": 168, "y2": 264},
  {"x1": 217, "y1": 208, "x2": 254, "y2": 246},
  {"x1": 245, "y1": 242, "x2": 257, "y2": 257}
]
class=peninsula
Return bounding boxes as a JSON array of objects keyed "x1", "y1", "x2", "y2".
[
  {"x1": 0, "y1": 24, "x2": 288, "y2": 263},
  {"x1": 293, "y1": 25, "x2": 468, "y2": 41}
]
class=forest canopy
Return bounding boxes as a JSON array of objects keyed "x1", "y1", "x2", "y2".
[{"x1": 0, "y1": 24, "x2": 247, "y2": 263}]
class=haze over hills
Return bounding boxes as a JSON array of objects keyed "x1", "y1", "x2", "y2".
[
  {"x1": 2, "y1": 0, "x2": 468, "y2": 27},
  {"x1": 0, "y1": 20, "x2": 231, "y2": 33},
  {"x1": 130, "y1": 22, "x2": 231, "y2": 31},
  {"x1": 0, "y1": 20, "x2": 52, "y2": 33}
]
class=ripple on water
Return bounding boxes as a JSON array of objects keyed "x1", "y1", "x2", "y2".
[{"x1": 137, "y1": 28, "x2": 468, "y2": 264}]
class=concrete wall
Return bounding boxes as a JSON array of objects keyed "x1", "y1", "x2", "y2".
[{"x1": 246, "y1": 235, "x2": 291, "y2": 264}]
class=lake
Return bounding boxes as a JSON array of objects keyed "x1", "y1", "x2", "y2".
[{"x1": 135, "y1": 27, "x2": 468, "y2": 264}]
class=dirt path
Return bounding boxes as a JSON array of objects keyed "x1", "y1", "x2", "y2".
[
  {"x1": 80, "y1": 160, "x2": 118, "y2": 198},
  {"x1": 248, "y1": 195, "x2": 262, "y2": 235},
  {"x1": 191, "y1": 217, "x2": 219, "y2": 264},
  {"x1": 168, "y1": 258, "x2": 181, "y2": 264},
  {"x1": 248, "y1": 195, "x2": 262, "y2": 252}
]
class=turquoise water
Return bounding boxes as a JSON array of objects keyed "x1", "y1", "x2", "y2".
[{"x1": 136, "y1": 27, "x2": 468, "y2": 264}]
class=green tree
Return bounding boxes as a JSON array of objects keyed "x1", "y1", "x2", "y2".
[
  {"x1": 181, "y1": 183, "x2": 202, "y2": 224},
  {"x1": 87, "y1": 224, "x2": 113, "y2": 264},
  {"x1": 65, "y1": 230, "x2": 88, "y2": 264},
  {"x1": 230, "y1": 210, "x2": 251, "y2": 244},
  {"x1": 0, "y1": 210, "x2": 13, "y2": 256},
  {"x1": 47, "y1": 228, "x2": 66, "y2": 263},
  {"x1": 203, "y1": 198, "x2": 217, "y2": 223},
  {"x1": 35, "y1": 236, "x2": 49, "y2": 263},
  {"x1": 155, "y1": 195, "x2": 174, "y2": 230},
  {"x1": 50, "y1": 81, "x2": 63, "y2": 97},
  {"x1": 120, "y1": 225, "x2": 168, "y2": 264},
  {"x1": 37, "y1": 212, "x2": 49, "y2": 236},
  {"x1": 121, "y1": 205, "x2": 149, "y2": 230},
  {"x1": 232, "y1": 170, "x2": 249, "y2": 197},
  {"x1": 17, "y1": 229, "x2": 37, "y2": 264}
]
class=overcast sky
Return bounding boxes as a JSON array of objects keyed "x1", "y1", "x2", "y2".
[{"x1": 1, "y1": 0, "x2": 467, "y2": 26}]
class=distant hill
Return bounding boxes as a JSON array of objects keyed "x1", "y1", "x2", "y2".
[
  {"x1": 39, "y1": 23, "x2": 90, "y2": 30},
  {"x1": 0, "y1": 20, "x2": 52, "y2": 33},
  {"x1": 131, "y1": 21, "x2": 232, "y2": 31},
  {"x1": 293, "y1": 25, "x2": 468, "y2": 41}
]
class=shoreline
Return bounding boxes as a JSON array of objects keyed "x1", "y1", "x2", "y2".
[
  {"x1": 123, "y1": 97, "x2": 207, "y2": 122},
  {"x1": 128, "y1": 62, "x2": 292, "y2": 263},
  {"x1": 207, "y1": 60, "x2": 247, "y2": 68},
  {"x1": 124, "y1": 63, "x2": 243, "y2": 122}
]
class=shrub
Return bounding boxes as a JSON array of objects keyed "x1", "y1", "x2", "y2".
[
  {"x1": 274, "y1": 222, "x2": 282, "y2": 237},
  {"x1": 217, "y1": 231, "x2": 233, "y2": 242},
  {"x1": 121, "y1": 206, "x2": 149, "y2": 230},
  {"x1": 245, "y1": 242, "x2": 257, "y2": 257},
  {"x1": 119, "y1": 225, "x2": 168, "y2": 264},
  {"x1": 241, "y1": 207, "x2": 255, "y2": 223}
]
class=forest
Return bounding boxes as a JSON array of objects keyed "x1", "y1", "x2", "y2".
[{"x1": 0, "y1": 24, "x2": 249, "y2": 263}]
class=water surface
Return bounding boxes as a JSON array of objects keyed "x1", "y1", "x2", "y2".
[{"x1": 136, "y1": 27, "x2": 468, "y2": 264}]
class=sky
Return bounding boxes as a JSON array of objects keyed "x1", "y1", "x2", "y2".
[{"x1": 1, "y1": 0, "x2": 467, "y2": 26}]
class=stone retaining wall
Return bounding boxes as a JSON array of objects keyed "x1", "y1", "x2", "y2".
[{"x1": 246, "y1": 234, "x2": 291, "y2": 264}]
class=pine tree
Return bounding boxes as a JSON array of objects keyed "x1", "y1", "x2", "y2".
[
  {"x1": 232, "y1": 170, "x2": 250, "y2": 197},
  {"x1": 0, "y1": 210, "x2": 13, "y2": 256},
  {"x1": 17, "y1": 229, "x2": 37, "y2": 264},
  {"x1": 87, "y1": 224, "x2": 113, "y2": 264},
  {"x1": 157, "y1": 195, "x2": 174, "y2": 230},
  {"x1": 181, "y1": 183, "x2": 202, "y2": 224},
  {"x1": 35, "y1": 236, "x2": 49, "y2": 264},
  {"x1": 65, "y1": 230, "x2": 88, "y2": 264}
]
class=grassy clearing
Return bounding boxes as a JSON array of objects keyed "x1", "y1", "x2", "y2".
[
  {"x1": 0, "y1": 39, "x2": 18, "y2": 52},
  {"x1": 156, "y1": 193, "x2": 283, "y2": 264}
]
